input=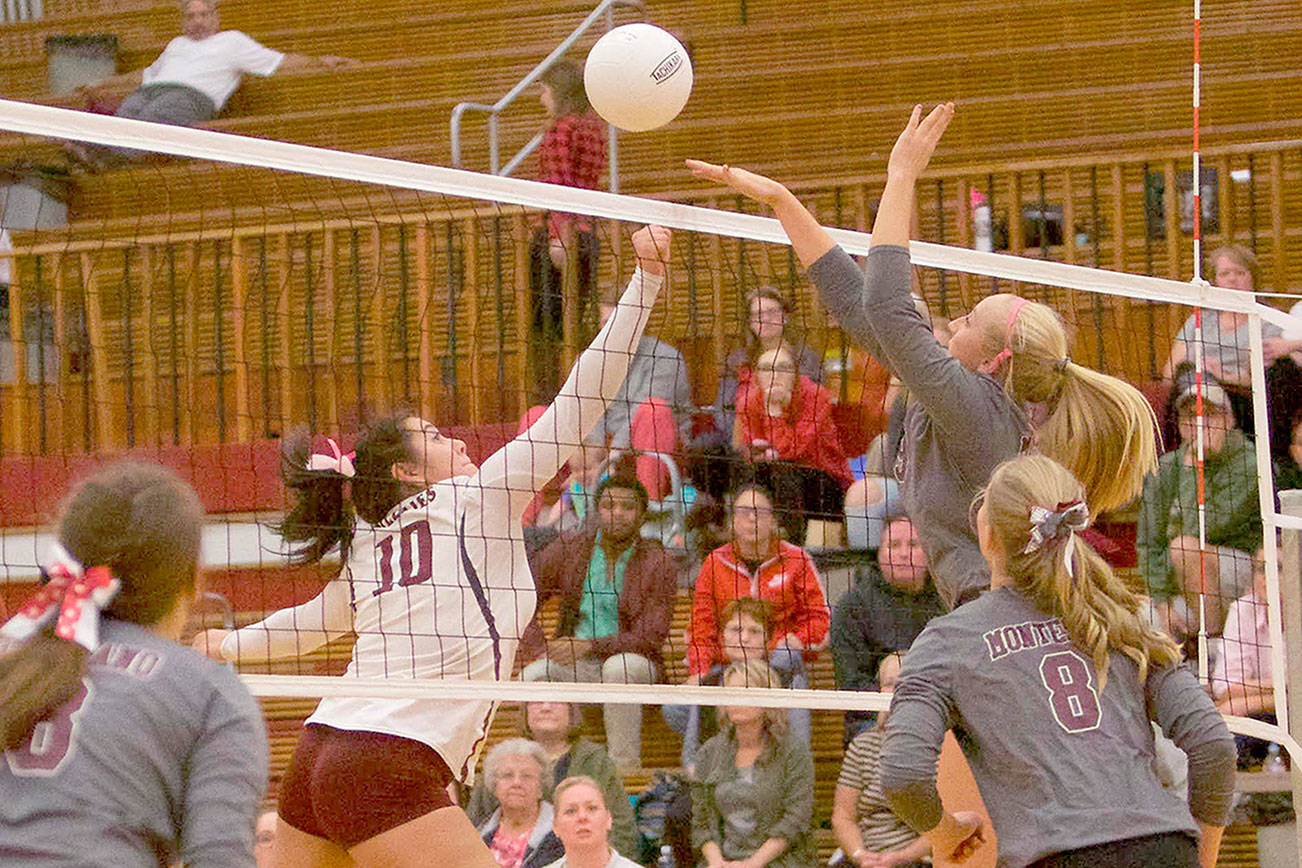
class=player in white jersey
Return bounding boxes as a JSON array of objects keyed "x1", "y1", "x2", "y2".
[
  {"x1": 0, "y1": 462, "x2": 267, "y2": 866},
  {"x1": 196, "y1": 225, "x2": 672, "y2": 868}
]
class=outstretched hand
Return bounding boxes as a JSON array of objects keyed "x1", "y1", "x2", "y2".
[
  {"x1": 886, "y1": 102, "x2": 955, "y2": 181},
  {"x1": 632, "y1": 224, "x2": 672, "y2": 275},
  {"x1": 684, "y1": 160, "x2": 792, "y2": 209}
]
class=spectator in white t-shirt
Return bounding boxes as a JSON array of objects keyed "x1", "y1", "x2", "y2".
[{"x1": 67, "y1": 0, "x2": 351, "y2": 169}]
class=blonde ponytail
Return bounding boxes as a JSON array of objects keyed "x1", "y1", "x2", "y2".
[
  {"x1": 998, "y1": 299, "x2": 1159, "y2": 514},
  {"x1": 983, "y1": 455, "x2": 1181, "y2": 690}
]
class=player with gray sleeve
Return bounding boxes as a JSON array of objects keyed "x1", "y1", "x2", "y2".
[
  {"x1": 687, "y1": 105, "x2": 1157, "y2": 611},
  {"x1": 0, "y1": 462, "x2": 268, "y2": 866},
  {"x1": 879, "y1": 455, "x2": 1235, "y2": 868}
]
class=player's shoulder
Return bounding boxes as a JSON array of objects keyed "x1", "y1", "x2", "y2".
[
  {"x1": 912, "y1": 588, "x2": 1036, "y2": 649},
  {"x1": 98, "y1": 622, "x2": 257, "y2": 711}
]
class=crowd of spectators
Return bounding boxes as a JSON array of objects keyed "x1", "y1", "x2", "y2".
[
  {"x1": 31, "y1": 14, "x2": 1298, "y2": 861},
  {"x1": 499, "y1": 226, "x2": 1294, "y2": 868}
]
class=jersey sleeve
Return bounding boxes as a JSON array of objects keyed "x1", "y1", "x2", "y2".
[
  {"x1": 1146, "y1": 663, "x2": 1238, "y2": 826},
  {"x1": 178, "y1": 665, "x2": 269, "y2": 867},
  {"x1": 878, "y1": 622, "x2": 956, "y2": 833},
  {"x1": 219, "y1": 574, "x2": 354, "y2": 662},
  {"x1": 472, "y1": 267, "x2": 664, "y2": 526}
]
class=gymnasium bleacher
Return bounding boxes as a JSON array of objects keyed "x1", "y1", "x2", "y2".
[{"x1": 2, "y1": 1, "x2": 1299, "y2": 864}]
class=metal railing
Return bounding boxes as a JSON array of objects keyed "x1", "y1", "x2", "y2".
[
  {"x1": 449, "y1": 0, "x2": 643, "y2": 193},
  {"x1": 1, "y1": 0, "x2": 42, "y2": 23}
]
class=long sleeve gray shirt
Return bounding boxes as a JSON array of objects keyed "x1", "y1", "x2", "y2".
[
  {"x1": 879, "y1": 587, "x2": 1236, "y2": 867},
  {"x1": 0, "y1": 620, "x2": 268, "y2": 866},
  {"x1": 807, "y1": 245, "x2": 1030, "y2": 608}
]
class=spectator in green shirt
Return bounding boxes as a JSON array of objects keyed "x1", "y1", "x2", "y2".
[
  {"x1": 521, "y1": 469, "x2": 678, "y2": 770},
  {"x1": 1138, "y1": 381, "x2": 1262, "y2": 638}
]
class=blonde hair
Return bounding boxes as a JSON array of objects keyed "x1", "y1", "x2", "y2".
[
  {"x1": 721, "y1": 659, "x2": 788, "y2": 744},
  {"x1": 981, "y1": 296, "x2": 1159, "y2": 514},
  {"x1": 1209, "y1": 243, "x2": 1261, "y2": 290},
  {"x1": 981, "y1": 455, "x2": 1181, "y2": 690},
  {"x1": 553, "y1": 775, "x2": 608, "y2": 811}
]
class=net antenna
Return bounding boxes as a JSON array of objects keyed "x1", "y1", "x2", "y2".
[{"x1": 0, "y1": 99, "x2": 1298, "y2": 763}]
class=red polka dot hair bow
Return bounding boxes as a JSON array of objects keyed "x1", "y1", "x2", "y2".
[{"x1": 0, "y1": 543, "x2": 120, "y2": 651}]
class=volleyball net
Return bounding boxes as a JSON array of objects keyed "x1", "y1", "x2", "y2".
[{"x1": 0, "y1": 101, "x2": 1298, "y2": 770}]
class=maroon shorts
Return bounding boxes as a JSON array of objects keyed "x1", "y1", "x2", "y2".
[{"x1": 278, "y1": 723, "x2": 456, "y2": 849}]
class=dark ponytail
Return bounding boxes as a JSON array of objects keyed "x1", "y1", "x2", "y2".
[
  {"x1": 0, "y1": 634, "x2": 87, "y2": 750},
  {"x1": 274, "y1": 414, "x2": 419, "y2": 565},
  {"x1": 0, "y1": 460, "x2": 203, "y2": 750}
]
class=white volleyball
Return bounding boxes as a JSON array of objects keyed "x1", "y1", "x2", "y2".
[{"x1": 584, "y1": 23, "x2": 693, "y2": 132}]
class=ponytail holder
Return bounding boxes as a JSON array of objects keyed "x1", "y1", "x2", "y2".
[
  {"x1": 306, "y1": 437, "x2": 356, "y2": 479},
  {"x1": 0, "y1": 543, "x2": 120, "y2": 651},
  {"x1": 1024, "y1": 499, "x2": 1090, "y2": 579},
  {"x1": 990, "y1": 296, "x2": 1029, "y2": 369},
  {"x1": 1053, "y1": 356, "x2": 1071, "y2": 376}
]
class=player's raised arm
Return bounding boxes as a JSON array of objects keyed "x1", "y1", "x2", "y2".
[{"x1": 478, "y1": 225, "x2": 670, "y2": 517}]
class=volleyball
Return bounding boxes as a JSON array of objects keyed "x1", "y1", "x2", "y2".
[{"x1": 584, "y1": 23, "x2": 693, "y2": 132}]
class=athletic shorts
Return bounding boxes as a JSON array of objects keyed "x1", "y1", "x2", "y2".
[
  {"x1": 1029, "y1": 831, "x2": 1198, "y2": 868},
  {"x1": 278, "y1": 723, "x2": 456, "y2": 849}
]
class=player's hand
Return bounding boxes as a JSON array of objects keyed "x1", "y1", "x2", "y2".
[
  {"x1": 192, "y1": 627, "x2": 230, "y2": 661},
  {"x1": 685, "y1": 159, "x2": 791, "y2": 208},
  {"x1": 941, "y1": 811, "x2": 986, "y2": 863},
  {"x1": 925, "y1": 810, "x2": 986, "y2": 864},
  {"x1": 632, "y1": 225, "x2": 672, "y2": 276},
  {"x1": 886, "y1": 103, "x2": 955, "y2": 182}
]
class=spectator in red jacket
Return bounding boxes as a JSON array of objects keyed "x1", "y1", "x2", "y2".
[
  {"x1": 688, "y1": 481, "x2": 830, "y2": 744},
  {"x1": 530, "y1": 58, "x2": 608, "y2": 399},
  {"x1": 734, "y1": 346, "x2": 851, "y2": 543},
  {"x1": 521, "y1": 470, "x2": 677, "y2": 770}
]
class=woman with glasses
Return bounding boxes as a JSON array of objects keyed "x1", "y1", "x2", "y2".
[{"x1": 733, "y1": 345, "x2": 851, "y2": 543}]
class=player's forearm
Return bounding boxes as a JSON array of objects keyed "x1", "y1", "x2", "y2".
[
  {"x1": 871, "y1": 169, "x2": 918, "y2": 249},
  {"x1": 219, "y1": 586, "x2": 349, "y2": 661},
  {"x1": 768, "y1": 187, "x2": 837, "y2": 269}
]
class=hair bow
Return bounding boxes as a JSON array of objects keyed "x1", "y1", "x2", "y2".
[
  {"x1": 0, "y1": 543, "x2": 120, "y2": 651},
  {"x1": 1023, "y1": 500, "x2": 1090, "y2": 578},
  {"x1": 306, "y1": 437, "x2": 356, "y2": 478}
]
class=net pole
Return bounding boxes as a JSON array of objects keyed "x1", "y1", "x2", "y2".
[{"x1": 1191, "y1": 0, "x2": 1212, "y2": 684}]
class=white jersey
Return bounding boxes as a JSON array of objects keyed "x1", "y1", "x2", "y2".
[
  {"x1": 222, "y1": 268, "x2": 663, "y2": 781},
  {"x1": 142, "y1": 31, "x2": 284, "y2": 109}
]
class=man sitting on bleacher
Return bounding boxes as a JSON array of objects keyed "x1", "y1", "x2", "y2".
[
  {"x1": 521, "y1": 466, "x2": 678, "y2": 772},
  {"x1": 829, "y1": 515, "x2": 942, "y2": 747},
  {"x1": 67, "y1": 0, "x2": 350, "y2": 169}
]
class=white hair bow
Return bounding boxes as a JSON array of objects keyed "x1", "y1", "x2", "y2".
[
  {"x1": 306, "y1": 437, "x2": 356, "y2": 478},
  {"x1": 1023, "y1": 500, "x2": 1091, "y2": 579}
]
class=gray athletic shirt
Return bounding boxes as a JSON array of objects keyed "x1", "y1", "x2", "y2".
[
  {"x1": 0, "y1": 620, "x2": 268, "y2": 866},
  {"x1": 879, "y1": 587, "x2": 1236, "y2": 867},
  {"x1": 807, "y1": 245, "x2": 1030, "y2": 608}
]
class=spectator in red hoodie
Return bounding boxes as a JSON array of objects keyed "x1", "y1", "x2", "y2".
[
  {"x1": 688, "y1": 481, "x2": 830, "y2": 744},
  {"x1": 734, "y1": 346, "x2": 851, "y2": 543}
]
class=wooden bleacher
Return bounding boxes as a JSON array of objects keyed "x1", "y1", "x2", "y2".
[{"x1": 4, "y1": 0, "x2": 1302, "y2": 230}]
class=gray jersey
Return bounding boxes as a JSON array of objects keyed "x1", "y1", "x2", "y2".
[
  {"x1": 0, "y1": 620, "x2": 268, "y2": 867},
  {"x1": 879, "y1": 587, "x2": 1235, "y2": 868},
  {"x1": 807, "y1": 245, "x2": 1030, "y2": 609}
]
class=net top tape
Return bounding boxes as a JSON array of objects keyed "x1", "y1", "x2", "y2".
[{"x1": 1, "y1": 99, "x2": 1290, "y2": 329}]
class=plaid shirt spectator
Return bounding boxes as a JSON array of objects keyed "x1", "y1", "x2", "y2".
[{"x1": 538, "y1": 111, "x2": 606, "y2": 238}]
